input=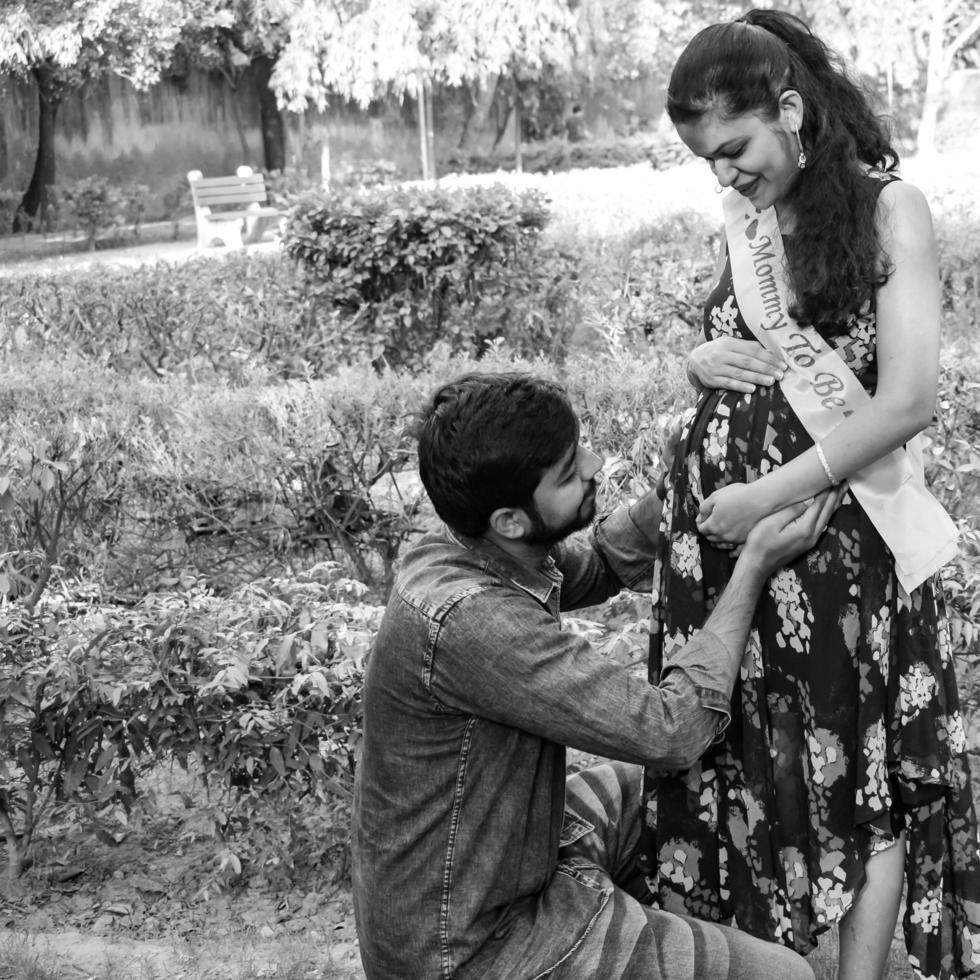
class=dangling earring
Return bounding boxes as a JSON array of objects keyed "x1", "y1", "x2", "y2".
[
  {"x1": 715, "y1": 184, "x2": 724, "y2": 194},
  {"x1": 794, "y1": 124, "x2": 807, "y2": 170}
]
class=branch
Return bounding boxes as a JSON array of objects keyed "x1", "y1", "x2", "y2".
[{"x1": 944, "y1": 7, "x2": 980, "y2": 69}]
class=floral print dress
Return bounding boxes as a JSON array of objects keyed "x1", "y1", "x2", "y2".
[{"x1": 639, "y1": 175, "x2": 980, "y2": 979}]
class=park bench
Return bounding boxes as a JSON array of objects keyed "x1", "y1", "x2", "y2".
[{"x1": 186, "y1": 166, "x2": 285, "y2": 249}]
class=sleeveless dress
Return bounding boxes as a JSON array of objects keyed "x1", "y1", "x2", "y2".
[{"x1": 639, "y1": 173, "x2": 980, "y2": 978}]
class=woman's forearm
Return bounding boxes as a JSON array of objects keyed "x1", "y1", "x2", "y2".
[{"x1": 747, "y1": 394, "x2": 933, "y2": 514}]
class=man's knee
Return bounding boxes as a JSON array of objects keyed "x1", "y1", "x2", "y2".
[
  {"x1": 565, "y1": 761, "x2": 643, "y2": 826},
  {"x1": 717, "y1": 921, "x2": 814, "y2": 980}
]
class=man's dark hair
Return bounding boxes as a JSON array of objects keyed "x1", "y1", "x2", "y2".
[{"x1": 415, "y1": 372, "x2": 578, "y2": 537}]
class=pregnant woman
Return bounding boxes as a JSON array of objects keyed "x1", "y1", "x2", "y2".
[{"x1": 640, "y1": 9, "x2": 980, "y2": 980}]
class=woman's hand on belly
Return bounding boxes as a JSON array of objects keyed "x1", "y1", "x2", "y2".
[
  {"x1": 688, "y1": 337, "x2": 786, "y2": 394},
  {"x1": 696, "y1": 482, "x2": 768, "y2": 545}
]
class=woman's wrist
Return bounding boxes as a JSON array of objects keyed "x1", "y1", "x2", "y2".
[{"x1": 746, "y1": 476, "x2": 783, "y2": 522}]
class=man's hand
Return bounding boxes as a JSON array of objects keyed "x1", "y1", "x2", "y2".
[
  {"x1": 688, "y1": 337, "x2": 786, "y2": 394},
  {"x1": 700, "y1": 487, "x2": 844, "y2": 673},
  {"x1": 739, "y1": 488, "x2": 845, "y2": 577}
]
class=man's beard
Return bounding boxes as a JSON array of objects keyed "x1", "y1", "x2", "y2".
[{"x1": 522, "y1": 485, "x2": 598, "y2": 548}]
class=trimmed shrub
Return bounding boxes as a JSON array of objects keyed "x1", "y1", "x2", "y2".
[
  {"x1": 283, "y1": 182, "x2": 580, "y2": 368},
  {"x1": 0, "y1": 252, "x2": 315, "y2": 383}
]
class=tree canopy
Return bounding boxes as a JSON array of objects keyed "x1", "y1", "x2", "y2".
[{"x1": 0, "y1": 0, "x2": 207, "y2": 224}]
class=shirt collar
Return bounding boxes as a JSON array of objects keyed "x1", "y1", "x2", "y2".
[{"x1": 445, "y1": 526, "x2": 561, "y2": 605}]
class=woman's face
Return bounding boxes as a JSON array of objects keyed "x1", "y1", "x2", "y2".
[{"x1": 676, "y1": 109, "x2": 800, "y2": 212}]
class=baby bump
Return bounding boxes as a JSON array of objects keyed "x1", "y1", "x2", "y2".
[{"x1": 682, "y1": 386, "x2": 813, "y2": 504}]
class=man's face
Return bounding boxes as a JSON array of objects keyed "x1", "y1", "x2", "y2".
[{"x1": 522, "y1": 443, "x2": 603, "y2": 547}]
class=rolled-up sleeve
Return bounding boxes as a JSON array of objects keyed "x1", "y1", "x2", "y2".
[
  {"x1": 593, "y1": 495, "x2": 661, "y2": 590},
  {"x1": 557, "y1": 495, "x2": 662, "y2": 609},
  {"x1": 656, "y1": 628, "x2": 734, "y2": 761}
]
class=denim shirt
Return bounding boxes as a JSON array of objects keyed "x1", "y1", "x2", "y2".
[{"x1": 351, "y1": 499, "x2": 737, "y2": 979}]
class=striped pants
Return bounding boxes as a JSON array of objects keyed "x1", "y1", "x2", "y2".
[{"x1": 543, "y1": 762, "x2": 815, "y2": 980}]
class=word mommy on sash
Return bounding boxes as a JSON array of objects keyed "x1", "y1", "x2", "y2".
[{"x1": 745, "y1": 226, "x2": 852, "y2": 417}]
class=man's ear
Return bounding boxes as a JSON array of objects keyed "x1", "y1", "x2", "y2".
[
  {"x1": 487, "y1": 506, "x2": 530, "y2": 541},
  {"x1": 778, "y1": 89, "x2": 804, "y2": 132}
]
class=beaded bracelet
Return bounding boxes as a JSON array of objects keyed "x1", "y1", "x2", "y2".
[{"x1": 815, "y1": 441, "x2": 840, "y2": 486}]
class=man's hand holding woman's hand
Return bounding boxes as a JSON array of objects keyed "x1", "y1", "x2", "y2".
[{"x1": 741, "y1": 488, "x2": 845, "y2": 577}]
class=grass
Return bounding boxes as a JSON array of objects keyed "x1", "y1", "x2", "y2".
[{"x1": 0, "y1": 933, "x2": 364, "y2": 980}]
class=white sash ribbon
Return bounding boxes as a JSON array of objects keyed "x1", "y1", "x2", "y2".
[{"x1": 722, "y1": 191, "x2": 957, "y2": 594}]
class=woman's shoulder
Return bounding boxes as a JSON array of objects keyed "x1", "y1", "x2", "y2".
[
  {"x1": 871, "y1": 176, "x2": 936, "y2": 248},
  {"x1": 872, "y1": 175, "x2": 931, "y2": 213}
]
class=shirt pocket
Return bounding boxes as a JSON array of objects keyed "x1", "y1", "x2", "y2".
[{"x1": 558, "y1": 810, "x2": 594, "y2": 849}]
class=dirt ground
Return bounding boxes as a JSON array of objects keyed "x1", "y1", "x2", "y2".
[{"x1": 1, "y1": 767, "x2": 364, "y2": 980}]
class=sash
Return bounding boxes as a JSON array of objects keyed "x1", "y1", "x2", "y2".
[{"x1": 722, "y1": 191, "x2": 958, "y2": 594}]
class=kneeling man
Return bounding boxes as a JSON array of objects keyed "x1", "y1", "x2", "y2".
[{"x1": 352, "y1": 372, "x2": 836, "y2": 979}]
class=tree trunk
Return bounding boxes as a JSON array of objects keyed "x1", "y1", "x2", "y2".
[
  {"x1": 514, "y1": 97, "x2": 523, "y2": 174},
  {"x1": 220, "y1": 68, "x2": 252, "y2": 166},
  {"x1": 16, "y1": 63, "x2": 62, "y2": 232},
  {"x1": 0, "y1": 112, "x2": 8, "y2": 184},
  {"x1": 457, "y1": 82, "x2": 477, "y2": 151},
  {"x1": 253, "y1": 54, "x2": 287, "y2": 173},
  {"x1": 425, "y1": 79, "x2": 436, "y2": 180},
  {"x1": 417, "y1": 76, "x2": 430, "y2": 181},
  {"x1": 457, "y1": 77, "x2": 499, "y2": 152},
  {"x1": 916, "y1": 0, "x2": 946, "y2": 156},
  {"x1": 490, "y1": 75, "x2": 513, "y2": 150}
]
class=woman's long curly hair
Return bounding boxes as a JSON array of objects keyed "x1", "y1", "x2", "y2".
[{"x1": 667, "y1": 9, "x2": 899, "y2": 335}]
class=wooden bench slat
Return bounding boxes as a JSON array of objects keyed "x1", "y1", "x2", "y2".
[
  {"x1": 192, "y1": 178, "x2": 265, "y2": 192},
  {"x1": 193, "y1": 187, "x2": 269, "y2": 206},
  {"x1": 194, "y1": 207, "x2": 282, "y2": 220},
  {"x1": 194, "y1": 173, "x2": 265, "y2": 184}
]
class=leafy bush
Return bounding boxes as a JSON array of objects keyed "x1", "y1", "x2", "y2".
[
  {"x1": 0, "y1": 253, "x2": 315, "y2": 383},
  {"x1": 284, "y1": 182, "x2": 580, "y2": 368},
  {"x1": 57, "y1": 176, "x2": 122, "y2": 250},
  {"x1": 162, "y1": 179, "x2": 191, "y2": 239},
  {"x1": 935, "y1": 210, "x2": 980, "y2": 345},
  {"x1": 127, "y1": 367, "x2": 429, "y2": 595},
  {"x1": 0, "y1": 367, "x2": 149, "y2": 609},
  {"x1": 0, "y1": 189, "x2": 26, "y2": 236},
  {"x1": 119, "y1": 182, "x2": 150, "y2": 238},
  {"x1": 0, "y1": 562, "x2": 381, "y2": 891}
]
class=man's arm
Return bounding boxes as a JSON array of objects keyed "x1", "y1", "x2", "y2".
[
  {"x1": 662, "y1": 494, "x2": 841, "y2": 721},
  {"x1": 558, "y1": 421, "x2": 683, "y2": 609},
  {"x1": 553, "y1": 488, "x2": 663, "y2": 610},
  {"x1": 431, "y1": 490, "x2": 843, "y2": 770}
]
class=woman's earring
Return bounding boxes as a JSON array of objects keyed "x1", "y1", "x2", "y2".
[
  {"x1": 715, "y1": 184, "x2": 724, "y2": 194},
  {"x1": 794, "y1": 124, "x2": 807, "y2": 170}
]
